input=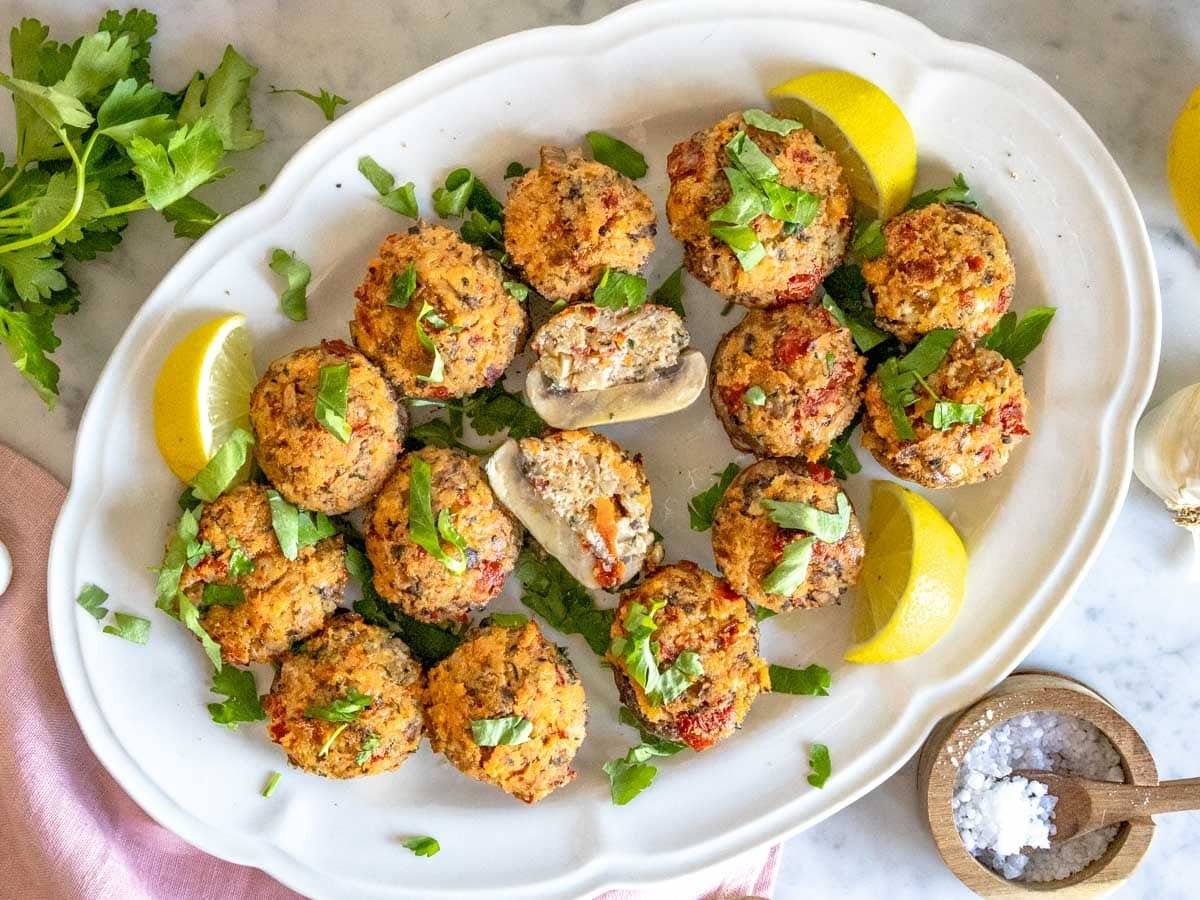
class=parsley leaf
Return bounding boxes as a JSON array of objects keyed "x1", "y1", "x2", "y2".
[
  {"x1": 178, "y1": 592, "x2": 223, "y2": 670},
  {"x1": 503, "y1": 280, "x2": 529, "y2": 302},
  {"x1": 906, "y1": 173, "x2": 975, "y2": 210},
  {"x1": 177, "y1": 45, "x2": 264, "y2": 151},
  {"x1": 755, "y1": 606, "x2": 778, "y2": 622},
  {"x1": 75, "y1": 583, "x2": 109, "y2": 620},
  {"x1": 315, "y1": 362, "x2": 352, "y2": 442},
  {"x1": 189, "y1": 427, "x2": 254, "y2": 501},
  {"x1": 609, "y1": 601, "x2": 704, "y2": 707},
  {"x1": 127, "y1": 120, "x2": 231, "y2": 210},
  {"x1": 875, "y1": 329, "x2": 958, "y2": 440},
  {"x1": 432, "y1": 167, "x2": 503, "y2": 220},
  {"x1": 305, "y1": 689, "x2": 373, "y2": 723},
  {"x1": 808, "y1": 742, "x2": 832, "y2": 788},
  {"x1": 201, "y1": 583, "x2": 245, "y2": 608},
  {"x1": 162, "y1": 195, "x2": 221, "y2": 238},
  {"x1": 688, "y1": 463, "x2": 740, "y2": 531},
  {"x1": 742, "y1": 108, "x2": 805, "y2": 135},
  {"x1": 269, "y1": 85, "x2": 348, "y2": 121},
  {"x1": 355, "y1": 731, "x2": 380, "y2": 766},
  {"x1": 268, "y1": 248, "x2": 311, "y2": 322},
  {"x1": 102, "y1": 612, "x2": 151, "y2": 644},
  {"x1": 709, "y1": 223, "x2": 765, "y2": 270},
  {"x1": 266, "y1": 490, "x2": 336, "y2": 561},
  {"x1": 388, "y1": 262, "x2": 418, "y2": 308},
  {"x1": 514, "y1": 543, "x2": 613, "y2": 655},
  {"x1": 408, "y1": 456, "x2": 467, "y2": 574},
  {"x1": 461, "y1": 382, "x2": 546, "y2": 440},
  {"x1": 402, "y1": 836, "x2": 440, "y2": 858},
  {"x1": 504, "y1": 161, "x2": 529, "y2": 178},
  {"x1": 356, "y1": 156, "x2": 418, "y2": 217},
  {"x1": 593, "y1": 267, "x2": 647, "y2": 310},
  {"x1": 650, "y1": 266, "x2": 685, "y2": 317},
  {"x1": 928, "y1": 401, "x2": 984, "y2": 430},
  {"x1": 761, "y1": 492, "x2": 851, "y2": 542},
  {"x1": 850, "y1": 218, "x2": 885, "y2": 260},
  {"x1": 414, "y1": 301, "x2": 448, "y2": 384},
  {"x1": 471, "y1": 715, "x2": 532, "y2": 746},
  {"x1": 0, "y1": 298, "x2": 61, "y2": 406},
  {"x1": 761, "y1": 536, "x2": 815, "y2": 597},
  {"x1": 979, "y1": 306, "x2": 1056, "y2": 369},
  {"x1": 488, "y1": 613, "x2": 529, "y2": 628},
  {"x1": 585, "y1": 131, "x2": 648, "y2": 179},
  {"x1": 744, "y1": 385, "x2": 766, "y2": 406},
  {"x1": 405, "y1": 418, "x2": 488, "y2": 456},
  {"x1": 227, "y1": 540, "x2": 255, "y2": 578},
  {"x1": 768, "y1": 663, "x2": 830, "y2": 696},
  {"x1": 821, "y1": 421, "x2": 862, "y2": 481},
  {"x1": 820, "y1": 264, "x2": 891, "y2": 353},
  {"x1": 207, "y1": 664, "x2": 266, "y2": 728},
  {"x1": 724, "y1": 130, "x2": 779, "y2": 181},
  {"x1": 604, "y1": 708, "x2": 687, "y2": 805}
]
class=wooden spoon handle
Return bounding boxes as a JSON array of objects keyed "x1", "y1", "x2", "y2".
[{"x1": 1094, "y1": 778, "x2": 1200, "y2": 820}]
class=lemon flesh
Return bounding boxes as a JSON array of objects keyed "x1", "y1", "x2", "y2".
[
  {"x1": 153, "y1": 314, "x2": 256, "y2": 483},
  {"x1": 846, "y1": 481, "x2": 967, "y2": 664},
  {"x1": 769, "y1": 70, "x2": 917, "y2": 220},
  {"x1": 1168, "y1": 85, "x2": 1200, "y2": 247}
]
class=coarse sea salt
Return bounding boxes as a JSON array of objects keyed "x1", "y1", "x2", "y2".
[{"x1": 951, "y1": 711, "x2": 1124, "y2": 882}]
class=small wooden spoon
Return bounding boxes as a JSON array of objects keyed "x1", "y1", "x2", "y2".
[{"x1": 1012, "y1": 769, "x2": 1200, "y2": 845}]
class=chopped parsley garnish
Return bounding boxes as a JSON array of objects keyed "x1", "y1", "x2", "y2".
[
  {"x1": 761, "y1": 492, "x2": 851, "y2": 543},
  {"x1": 315, "y1": 362, "x2": 352, "y2": 442},
  {"x1": 980, "y1": 306, "x2": 1056, "y2": 369},
  {"x1": 355, "y1": 732, "x2": 380, "y2": 766},
  {"x1": 585, "y1": 131, "x2": 647, "y2": 179},
  {"x1": 261, "y1": 771, "x2": 281, "y2": 798},
  {"x1": 850, "y1": 218, "x2": 885, "y2": 260},
  {"x1": 928, "y1": 401, "x2": 984, "y2": 430},
  {"x1": 603, "y1": 707, "x2": 687, "y2": 805},
  {"x1": 687, "y1": 463, "x2": 740, "y2": 531},
  {"x1": 609, "y1": 600, "x2": 704, "y2": 707},
  {"x1": 347, "y1": 542, "x2": 466, "y2": 664},
  {"x1": 402, "y1": 836, "x2": 440, "y2": 857},
  {"x1": 709, "y1": 223, "x2": 766, "y2": 270},
  {"x1": 177, "y1": 592, "x2": 223, "y2": 670},
  {"x1": 414, "y1": 300, "x2": 448, "y2": 384},
  {"x1": 906, "y1": 173, "x2": 975, "y2": 210},
  {"x1": 593, "y1": 267, "x2": 647, "y2": 310},
  {"x1": 488, "y1": 613, "x2": 529, "y2": 628},
  {"x1": 462, "y1": 382, "x2": 546, "y2": 440},
  {"x1": 768, "y1": 663, "x2": 831, "y2": 696},
  {"x1": 189, "y1": 427, "x2": 254, "y2": 501},
  {"x1": 470, "y1": 715, "x2": 533, "y2": 747},
  {"x1": 227, "y1": 540, "x2": 255, "y2": 578},
  {"x1": 514, "y1": 542, "x2": 613, "y2": 655},
  {"x1": 103, "y1": 612, "x2": 150, "y2": 644},
  {"x1": 742, "y1": 108, "x2": 805, "y2": 135},
  {"x1": 306, "y1": 689, "x2": 373, "y2": 756},
  {"x1": 201, "y1": 583, "x2": 245, "y2": 608},
  {"x1": 808, "y1": 742, "x2": 832, "y2": 788},
  {"x1": 266, "y1": 490, "x2": 336, "y2": 561},
  {"x1": 744, "y1": 385, "x2": 767, "y2": 406},
  {"x1": 156, "y1": 507, "x2": 202, "y2": 609},
  {"x1": 875, "y1": 329, "x2": 958, "y2": 440},
  {"x1": 408, "y1": 456, "x2": 468, "y2": 575},
  {"x1": 268, "y1": 248, "x2": 311, "y2": 322},
  {"x1": 76, "y1": 583, "x2": 109, "y2": 620},
  {"x1": 821, "y1": 421, "x2": 862, "y2": 481},
  {"x1": 388, "y1": 262, "x2": 418, "y2": 308},
  {"x1": 761, "y1": 536, "x2": 815, "y2": 597},
  {"x1": 268, "y1": 84, "x2": 347, "y2": 121},
  {"x1": 820, "y1": 265, "x2": 891, "y2": 353},
  {"x1": 650, "y1": 266, "x2": 685, "y2": 317},
  {"x1": 405, "y1": 418, "x2": 488, "y2": 457},
  {"x1": 504, "y1": 161, "x2": 529, "y2": 178},
  {"x1": 755, "y1": 606, "x2": 778, "y2": 622},
  {"x1": 502, "y1": 280, "x2": 529, "y2": 301},
  {"x1": 356, "y1": 155, "x2": 418, "y2": 216},
  {"x1": 724, "y1": 130, "x2": 779, "y2": 181},
  {"x1": 432, "y1": 167, "x2": 503, "y2": 220},
  {"x1": 461, "y1": 209, "x2": 504, "y2": 250},
  {"x1": 207, "y1": 664, "x2": 265, "y2": 728}
]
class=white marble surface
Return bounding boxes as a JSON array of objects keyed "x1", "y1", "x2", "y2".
[{"x1": 0, "y1": 1, "x2": 1197, "y2": 897}]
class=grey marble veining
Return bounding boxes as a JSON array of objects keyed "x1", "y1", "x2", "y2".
[{"x1": 0, "y1": 2, "x2": 1196, "y2": 898}]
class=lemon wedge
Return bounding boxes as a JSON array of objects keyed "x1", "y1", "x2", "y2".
[
  {"x1": 153, "y1": 314, "x2": 256, "y2": 483},
  {"x1": 769, "y1": 70, "x2": 916, "y2": 220},
  {"x1": 845, "y1": 481, "x2": 967, "y2": 664},
  {"x1": 1168, "y1": 85, "x2": 1200, "y2": 246}
]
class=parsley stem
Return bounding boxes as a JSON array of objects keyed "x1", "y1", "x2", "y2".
[
  {"x1": 0, "y1": 130, "x2": 97, "y2": 255},
  {"x1": 912, "y1": 371, "x2": 941, "y2": 402},
  {"x1": 317, "y1": 722, "x2": 349, "y2": 757},
  {"x1": 0, "y1": 166, "x2": 21, "y2": 203},
  {"x1": 99, "y1": 197, "x2": 150, "y2": 218},
  {"x1": 0, "y1": 197, "x2": 36, "y2": 218}
]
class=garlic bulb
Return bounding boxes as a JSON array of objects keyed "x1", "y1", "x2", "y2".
[{"x1": 1133, "y1": 383, "x2": 1200, "y2": 575}]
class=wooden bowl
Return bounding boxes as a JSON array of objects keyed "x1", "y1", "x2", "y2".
[{"x1": 917, "y1": 671, "x2": 1157, "y2": 897}]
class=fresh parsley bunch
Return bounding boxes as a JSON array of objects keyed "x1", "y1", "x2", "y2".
[{"x1": 0, "y1": 10, "x2": 262, "y2": 407}]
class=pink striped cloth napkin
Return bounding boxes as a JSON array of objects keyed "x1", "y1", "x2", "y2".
[{"x1": 0, "y1": 442, "x2": 779, "y2": 899}]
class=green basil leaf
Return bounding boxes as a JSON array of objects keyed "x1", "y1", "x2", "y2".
[
  {"x1": 647, "y1": 650, "x2": 704, "y2": 707},
  {"x1": 742, "y1": 108, "x2": 805, "y2": 134},
  {"x1": 266, "y1": 490, "x2": 334, "y2": 560},
  {"x1": 315, "y1": 362, "x2": 352, "y2": 442},
  {"x1": 76, "y1": 583, "x2": 110, "y2": 621},
  {"x1": 402, "y1": 836, "x2": 440, "y2": 857},
  {"x1": 760, "y1": 181, "x2": 819, "y2": 227},
  {"x1": 201, "y1": 583, "x2": 245, "y2": 608},
  {"x1": 761, "y1": 492, "x2": 851, "y2": 542},
  {"x1": 768, "y1": 663, "x2": 831, "y2": 696},
  {"x1": 585, "y1": 130, "x2": 648, "y2": 179},
  {"x1": 102, "y1": 612, "x2": 150, "y2": 644},
  {"x1": 471, "y1": 715, "x2": 533, "y2": 746},
  {"x1": 207, "y1": 664, "x2": 266, "y2": 728},
  {"x1": 761, "y1": 536, "x2": 815, "y2": 597},
  {"x1": 388, "y1": 262, "x2": 418, "y2": 308},
  {"x1": 709, "y1": 223, "x2": 766, "y2": 271},
  {"x1": 708, "y1": 166, "x2": 768, "y2": 226},
  {"x1": 687, "y1": 463, "x2": 740, "y2": 531},
  {"x1": 269, "y1": 248, "x2": 311, "y2": 322},
  {"x1": 724, "y1": 131, "x2": 779, "y2": 182},
  {"x1": 190, "y1": 427, "x2": 254, "y2": 501},
  {"x1": 593, "y1": 267, "x2": 648, "y2": 310},
  {"x1": 928, "y1": 401, "x2": 984, "y2": 430},
  {"x1": 808, "y1": 742, "x2": 832, "y2": 788},
  {"x1": 305, "y1": 688, "x2": 373, "y2": 723},
  {"x1": 611, "y1": 601, "x2": 703, "y2": 707},
  {"x1": 408, "y1": 456, "x2": 467, "y2": 574}
]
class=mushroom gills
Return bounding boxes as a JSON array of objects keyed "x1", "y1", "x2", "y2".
[
  {"x1": 485, "y1": 439, "x2": 646, "y2": 591},
  {"x1": 525, "y1": 350, "x2": 707, "y2": 430}
]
